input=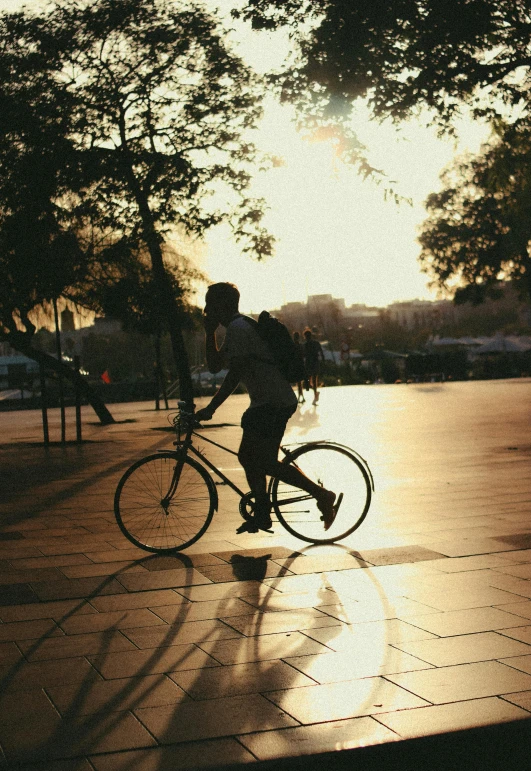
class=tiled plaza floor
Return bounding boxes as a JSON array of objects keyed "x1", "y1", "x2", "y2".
[{"x1": 0, "y1": 380, "x2": 531, "y2": 768}]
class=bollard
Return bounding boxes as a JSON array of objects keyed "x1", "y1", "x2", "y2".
[
  {"x1": 74, "y1": 356, "x2": 82, "y2": 443},
  {"x1": 39, "y1": 362, "x2": 50, "y2": 446}
]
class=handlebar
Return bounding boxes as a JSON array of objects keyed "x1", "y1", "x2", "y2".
[{"x1": 178, "y1": 400, "x2": 195, "y2": 415}]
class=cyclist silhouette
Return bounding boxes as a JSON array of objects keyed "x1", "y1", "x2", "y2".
[
  {"x1": 303, "y1": 328, "x2": 325, "y2": 405},
  {"x1": 195, "y1": 283, "x2": 341, "y2": 533}
]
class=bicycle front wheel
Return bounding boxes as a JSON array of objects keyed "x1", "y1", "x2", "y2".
[
  {"x1": 114, "y1": 452, "x2": 216, "y2": 553},
  {"x1": 270, "y1": 442, "x2": 372, "y2": 544}
]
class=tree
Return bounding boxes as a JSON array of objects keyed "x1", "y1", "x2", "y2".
[
  {"x1": 0, "y1": 35, "x2": 118, "y2": 423},
  {"x1": 419, "y1": 121, "x2": 531, "y2": 302},
  {"x1": 236, "y1": 1, "x2": 531, "y2": 129},
  {"x1": 2, "y1": 0, "x2": 273, "y2": 405},
  {"x1": 237, "y1": 1, "x2": 531, "y2": 302}
]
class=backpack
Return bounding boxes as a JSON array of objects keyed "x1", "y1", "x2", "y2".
[{"x1": 244, "y1": 311, "x2": 306, "y2": 384}]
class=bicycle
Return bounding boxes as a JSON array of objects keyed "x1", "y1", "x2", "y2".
[{"x1": 114, "y1": 401, "x2": 374, "y2": 553}]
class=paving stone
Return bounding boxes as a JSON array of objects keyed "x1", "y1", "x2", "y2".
[
  {"x1": 135, "y1": 693, "x2": 297, "y2": 743},
  {"x1": 495, "y1": 533, "x2": 531, "y2": 550},
  {"x1": 394, "y1": 631, "x2": 531, "y2": 667},
  {"x1": 198, "y1": 631, "x2": 331, "y2": 665},
  {"x1": 495, "y1": 602, "x2": 531, "y2": 622},
  {"x1": 429, "y1": 554, "x2": 517, "y2": 572},
  {"x1": 0, "y1": 656, "x2": 100, "y2": 692},
  {"x1": 213, "y1": 546, "x2": 302, "y2": 562},
  {"x1": 424, "y1": 538, "x2": 525, "y2": 558},
  {"x1": 401, "y1": 585, "x2": 521, "y2": 612},
  {"x1": 151, "y1": 598, "x2": 257, "y2": 623},
  {"x1": 18, "y1": 631, "x2": 137, "y2": 661},
  {"x1": 196, "y1": 561, "x2": 293, "y2": 583},
  {"x1": 0, "y1": 618, "x2": 62, "y2": 642},
  {"x1": 375, "y1": 696, "x2": 530, "y2": 738},
  {"x1": 0, "y1": 711, "x2": 155, "y2": 762},
  {"x1": 48, "y1": 674, "x2": 190, "y2": 716},
  {"x1": 60, "y1": 562, "x2": 148, "y2": 578},
  {"x1": 223, "y1": 609, "x2": 341, "y2": 636},
  {"x1": 495, "y1": 562, "x2": 531, "y2": 580},
  {"x1": 13, "y1": 756, "x2": 93, "y2": 771},
  {"x1": 89, "y1": 644, "x2": 220, "y2": 679},
  {"x1": 83, "y1": 548, "x2": 149, "y2": 564},
  {"x1": 238, "y1": 590, "x2": 341, "y2": 613},
  {"x1": 386, "y1": 660, "x2": 531, "y2": 703},
  {"x1": 31, "y1": 578, "x2": 128, "y2": 601},
  {"x1": 0, "y1": 687, "x2": 56, "y2": 725},
  {"x1": 318, "y1": 597, "x2": 438, "y2": 624},
  {"x1": 501, "y1": 690, "x2": 531, "y2": 711},
  {"x1": 123, "y1": 619, "x2": 242, "y2": 648},
  {"x1": 59, "y1": 608, "x2": 166, "y2": 635},
  {"x1": 173, "y1": 581, "x2": 279, "y2": 602},
  {"x1": 405, "y1": 606, "x2": 527, "y2": 636},
  {"x1": 500, "y1": 625, "x2": 531, "y2": 645},
  {"x1": 266, "y1": 677, "x2": 429, "y2": 723},
  {"x1": 89, "y1": 589, "x2": 187, "y2": 613},
  {"x1": 0, "y1": 569, "x2": 65, "y2": 585},
  {"x1": 0, "y1": 599, "x2": 97, "y2": 623},
  {"x1": 116, "y1": 569, "x2": 212, "y2": 592},
  {"x1": 141, "y1": 554, "x2": 225, "y2": 570},
  {"x1": 0, "y1": 583, "x2": 39, "y2": 606},
  {"x1": 285, "y1": 646, "x2": 433, "y2": 683},
  {"x1": 170, "y1": 659, "x2": 316, "y2": 699},
  {"x1": 238, "y1": 716, "x2": 398, "y2": 759},
  {"x1": 499, "y1": 654, "x2": 531, "y2": 675},
  {"x1": 0, "y1": 547, "x2": 42, "y2": 559},
  {"x1": 488, "y1": 573, "x2": 531, "y2": 598},
  {"x1": 273, "y1": 553, "x2": 370, "y2": 574},
  {"x1": 0, "y1": 641, "x2": 23, "y2": 665},
  {"x1": 358, "y1": 546, "x2": 446, "y2": 566},
  {"x1": 90, "y1": 738, "x2": 255, "y2": 770}
]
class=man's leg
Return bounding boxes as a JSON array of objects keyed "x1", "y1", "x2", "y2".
[
  {"x1": 238, "y1": 429, "x2": 279, "y2": 529},
  {"x1": 237, "y1": 406, "x2": 338, "y2": 531},
  {"x1": 311, "y1": 373, "x2": 319, "y2": 403}
]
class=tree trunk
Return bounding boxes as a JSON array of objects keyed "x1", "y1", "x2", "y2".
[
  {"x1": 126, "y1": 177, "x2": 194, "y2": 405},
  {"x1": 10, "y1": 338, "x2": 115, "y2": 425}
]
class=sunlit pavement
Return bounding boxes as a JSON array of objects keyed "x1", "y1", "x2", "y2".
[{"x1": 1, "y1": 380, "x2": 531, "y2": 767}]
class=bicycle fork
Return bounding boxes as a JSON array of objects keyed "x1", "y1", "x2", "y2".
[{"x1": 160, "y1": 451, "x2": 187, "y2": 512}]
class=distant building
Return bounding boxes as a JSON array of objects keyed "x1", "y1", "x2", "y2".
[{"x1": 386, "y1": 299, "x2": 456, "y2": 330}]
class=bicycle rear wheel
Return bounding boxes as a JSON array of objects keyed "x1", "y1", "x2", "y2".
[
  {"x1": 114, "y1": 452, "x2": 216, "y2": 553},
  {"x1": 270, "y1": 442, "x2": 372, "y2": 544}
]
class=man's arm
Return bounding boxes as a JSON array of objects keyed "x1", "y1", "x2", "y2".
[
  {"x1": 205, "y1": 322, "x2": 225, "y2": 374},
  {"x1": 196, "y1": 358, "x2": 246, "y2": 420}
]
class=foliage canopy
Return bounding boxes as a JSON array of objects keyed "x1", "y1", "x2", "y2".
[
  {"x1": 419, "y1": 122, "x2": 531, "y2": 302},
  {"x1": 1, "y1": 0, "x2": 272, "y2": 406},
  {"x1": 237, "y1": 0, "x2": 531, "y2": 128}
]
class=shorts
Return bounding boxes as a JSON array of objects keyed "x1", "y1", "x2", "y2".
[
  {"x1": 241, "y1": 403, "x2": 297, "y2": 444},
  {"x1": 305, "y1": 361, "x2": 320, "y2": 376}
]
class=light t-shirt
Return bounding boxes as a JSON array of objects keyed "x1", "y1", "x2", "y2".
[{"x1": 221, "y1": 315, "x2": 297, "y2": 409}]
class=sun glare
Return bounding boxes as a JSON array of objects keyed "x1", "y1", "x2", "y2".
[{"x1": 204, "y1": 96, "x2": 489, "y2": 314}]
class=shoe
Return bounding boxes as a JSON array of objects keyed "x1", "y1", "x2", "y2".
[
  {"x1": 320, "y1": 492, "x2": 344, "y2": 531},
  {"x1": 236, "y1": 515, "x2": 273, "y2": 534}
]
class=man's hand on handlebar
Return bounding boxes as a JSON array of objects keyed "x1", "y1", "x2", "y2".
[{"x1": 195, "y1": 406, "x2": 215, "y2": 422}]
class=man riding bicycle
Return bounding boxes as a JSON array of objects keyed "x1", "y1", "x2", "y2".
[{"x1": 194, "y1": 282, "x2": 342, "y2": 534}]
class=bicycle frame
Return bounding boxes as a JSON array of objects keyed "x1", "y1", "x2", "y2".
[{"x1": 162, "y1": 412, "x2": 314, "y2": 509}]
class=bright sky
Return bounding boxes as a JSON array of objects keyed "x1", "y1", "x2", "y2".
[
  {"x1": 203, "y1": 12, "x2": 491, "y2": 313},
  {"x1": 2, "y1": 0, "x2": 491, "y2": 313}
]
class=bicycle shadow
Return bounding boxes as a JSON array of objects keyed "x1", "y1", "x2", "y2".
[{"x1": 0, "y1": 545, "x2": 399, "y2": 766}]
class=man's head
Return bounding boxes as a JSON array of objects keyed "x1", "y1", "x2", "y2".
[
  {"x1": 303, "y1": 328, "x2": 312, "y2": 341},
  {"x1": 293, "y1": 331, "x2": 300, "y2": 343},
  {"x1": 204, "y1": 282, "x2": 240, "y2": 327}
]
